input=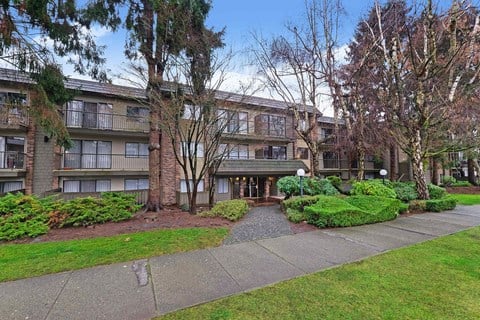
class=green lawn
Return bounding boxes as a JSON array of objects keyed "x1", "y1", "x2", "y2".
[
  {"x1": 449, "y1": 194, "x2": 480, "y2": 205},
  {"x1": 0, "y1": 227, "x2": 228, "y2": 282},
  {"x1": 157, "y1": 227, "x2": 480, "y2": 320}
]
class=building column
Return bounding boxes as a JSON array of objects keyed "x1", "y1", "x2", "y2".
[
  {"x1": 264, "y1": 178, "x2": 271, "y2": 198},
  {"x1": 159, "y1": 129, "x2": 177, "y2": 206}
]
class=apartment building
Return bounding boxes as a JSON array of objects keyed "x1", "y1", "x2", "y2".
[{"x1": 0, "y1": 68, "x2": 382, "y2": 205}]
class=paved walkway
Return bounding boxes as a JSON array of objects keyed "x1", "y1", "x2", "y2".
[
  {"x1": 223, "y1": 204, "x2": 292, "y2": 245},
  {"x1": 1, "y1": 205, "x2": 480, "y2": 320}
]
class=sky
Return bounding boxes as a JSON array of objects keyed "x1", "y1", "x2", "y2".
[{"x1": 62, "y1": 0, "x2": 464, "y2": 100}]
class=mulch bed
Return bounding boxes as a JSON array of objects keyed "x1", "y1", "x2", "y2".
[{"x1": 446, "y1": 186, "x2": 480, "y2": 194}]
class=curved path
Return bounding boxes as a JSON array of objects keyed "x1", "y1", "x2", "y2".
[{"x1": 223, "y1": 204, "x2": 292, "y2": 245}]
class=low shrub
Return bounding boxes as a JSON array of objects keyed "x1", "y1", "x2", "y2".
[
  {"x1": 425, "y1": 198, "x2": 457, "y2": 212},
  {"x1": 286, "y1": 208, "x2": 306, "y2": 223},
  {"x1": 278, "y1": 176, "x2": 339, "y2": 198},
  {"x1": 277, "y1": 176, "x2": 300, "y2": 199},
  {"x1": 409, "y1": 200, "x2": 427, "y2": 212},
  {"x1": 428, "y1": 184, "x2": 447, "y2": 200},
  {"x1": 398, "y1": 202, "x2": 409, "y2": 214},
  {"x1": 207, "y1": 199, "x2": 249, "y2": 221},
  {"x1": 392, "y1": 182, "x2": 418, "y2": 202},
  {"x1": 441, "y1": 176, "x2": 456, "y2": 187},
  {"x1": 52, "y1": 192, "x2": 141, "y2": 228},
  {"x1": 282, "y1": 195, "x2": 325, "y2": 212},
  {"x1": 304, "y1": 195, "x2": 400, "y2": 228},
  {"x1": 451, "y1": 181, "x2": 472, "y2": 187},
  {"x1": 0, "y1": 193, "x2": 53, "y2": 241},
  {"x1": 350, "y1": 180, "x2": 397, "y2": 199},
  {"x1": 326, "y1": 176, "x2": 342, "y2": 190}
]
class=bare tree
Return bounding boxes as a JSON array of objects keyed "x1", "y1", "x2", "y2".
[{"x1": 363, "y1": 0, "x2": 480, "y2": 198}]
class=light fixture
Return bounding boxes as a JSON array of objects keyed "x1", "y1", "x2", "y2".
[{"x1": 297, "y1": 168, "x2": 305, "y2": 197}]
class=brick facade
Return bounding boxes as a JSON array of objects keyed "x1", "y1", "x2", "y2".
[
  {"x1": 160, "y1": 128, "x2": 177, "y2": 205},
  {"x1": 32, "y1": 129, "x2": 55, "y2": 195}
]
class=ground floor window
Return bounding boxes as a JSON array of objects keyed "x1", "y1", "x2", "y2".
[
  {"x1": 0, "y1": 181, "x2": 22, "y2": 193},
  {"x1": 180, "y1": 179, "x2": 204, "y2": 193},
  {"x1": 125, "y1": 178, "x2": 149, "y2": 190},
  {"x1": 63, "y1": 179, "x2": 111, "y2": 192},
  {"x1": 217, "y1": 177, "x2": 229, "y2": 194}
]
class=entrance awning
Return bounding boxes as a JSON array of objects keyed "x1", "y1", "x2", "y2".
[{"x1": 216, "y1": 159, "x2": 309, "y2": 176}]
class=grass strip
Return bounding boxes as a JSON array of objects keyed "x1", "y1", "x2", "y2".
[
  {"x1": 449, "y1": 194, "x2": 480, "y2": 205},
  {"x1": 158, "y1": 226, "x2": 480, "y2": 320},
  {"x1": 0, "y1": 227, "x2": 229, "y2": 282}
]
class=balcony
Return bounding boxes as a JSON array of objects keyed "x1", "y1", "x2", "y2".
[
  {"x1": 0, "y1": 152, "x2": 26, "y2": 177},
  {"x1": 58, "y1": 153, "x2": 148, "y2": 176},
  {"x1": 0, "y1": 108, "x2": 28, "y2": 128},
  {"x1": 63, "y1": 110, "x2": 149, "y2": 134}
]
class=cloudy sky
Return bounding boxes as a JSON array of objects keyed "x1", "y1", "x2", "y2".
[{"x1": 62, "y1": 0, "x2": 463, "y2": 105}]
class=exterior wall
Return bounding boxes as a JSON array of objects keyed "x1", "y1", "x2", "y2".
[
  {"x1": 160, "y1": 127, "x2": 177, "y2": 205},
  {"x1": 32, "y1": 128, "x2": 55, "y2": 195}
]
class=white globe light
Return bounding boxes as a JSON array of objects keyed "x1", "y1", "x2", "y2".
[
  {"x1": 297, "y1": 168, "x2": 305, "y2": 177},
  {"x1": 379, "y1": 169, "x2": 388, "y2": 176}
]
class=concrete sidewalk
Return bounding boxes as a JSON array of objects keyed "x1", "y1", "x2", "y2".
[{"x1": 1, "y1": 206, "x2": 480, "y2": 320}]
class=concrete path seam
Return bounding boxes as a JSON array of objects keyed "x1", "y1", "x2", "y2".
[
  {"x1": 320, "y1": 230, "x2": 384, "y2": 252},
  {"x1": 146, "y1": 259, "x2": 160, "y2": 314},
  {"x1": 380, "y1": 223, "x2": 438, "y2": 236},
  {"x1": 254, "y1": 240, "x2": 309, "y2": 274},
  {"x1": 206, "y1": 248, "x2": 243, "y2": 289},
  {"x1": 43, "y1": 271, "x2": 73, "y2": 320}
]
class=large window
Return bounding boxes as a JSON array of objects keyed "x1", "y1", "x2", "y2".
[
  {"x1": 182, "y1": 104, "x2": 202, "y2": 120},
  {"x1": 64, "y1": 140, "x2": 112, "y2": 169},
  {"x1": 297, "y1": 147, "x2": 309, "y2": 160},
  {"x1": 255, "y1": 146, "x2": 287, "y2": 160},
  {"x1": 217, "y1": 178, "x2": 229, "y2": 194},
  {"x1": 65, "y1": 100, "x2": 113, "y2": 129},
  {"x1": 0, "y1": 92, "x2": 27, "y2": 106},
  {"x1": 0, "y1": 181, "x2": 23, "y2": 193},
  {"x1": 125, "y1": 178, "x2": 149, "y2": 190},
  {"x1": 320, "y1": 127, "x2": 335, "y2": 143},
  {"x1": 218, "y1": 109, "x2": 248, "y2": 134},
  {"x1": 125, "y1": 142, "x2": 148, "y2": 157},
  {"x1": 0, "y1": 136, "x2": 25, "y2": 169},
  {"x1": 255, "y1": 114, "x2": 286, "y2": 137},
  {"x1": 323, "y1": 152, "x2": 338, "y2": 169},
  {"x1": 126, "y1": 106, "x2": 149, "y2": 122},
  {"x1": 180, "y1": 179, "x2": 204, "y2": 193},
  {"x1": 63, "y1": 180, "x2": 111, "y2": 192},
  {"x1": 218, "y1": 144, "x2": 249, "y2": 159}
]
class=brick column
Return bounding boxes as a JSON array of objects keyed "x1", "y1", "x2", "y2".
[
  {"x1": 160, "y1": 129, "x2": 177, "y2": 206},
  {"x1": 24, "y1": 120, "x2": 36, "y2": 195}
]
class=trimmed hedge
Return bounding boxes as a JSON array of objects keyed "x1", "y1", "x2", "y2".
[
  {"x1": 425, "y1": 197, "x2": 457, "y2": 212},
  {"x1": 392, "y1": 182, "x2": 418, "y2": 202},
  {"x1": 277, "y1": 176, "x2": 339, "y2": 198},
  {"x1": 428, "y1": 184, "x2": 447, "y2": 200},
  {"x1": 350, "y1": 180, "x2": 397, "y2": 199},
  {"x1": 207, "y1": 199, "x2": 249, "y2": 221},
  {"x1": 304, "y1": 195, "x2": 400, "y2": 228}
]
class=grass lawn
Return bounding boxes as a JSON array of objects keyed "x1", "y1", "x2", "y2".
[
  {"x1": 157, "y1": 226, "x2": 480, "y2": 320},
  {"x1": 0, "y1": 227, "x2": 228, "y2": 282},
  {"x1": 449, "y1": 194, "x2": 480, "y2": 205}
]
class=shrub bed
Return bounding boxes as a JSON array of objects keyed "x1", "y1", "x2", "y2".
[
  {"x1": 350, "y1": 180, "x2": 397, "y2": 199},
  {"x1": 204, "y1": 199, "x2": 249, "y2": 221},
  {"x1": 392, "y1": 182, "x2": 418, "y2": 202},
  {"x1": 277, "y1": 176, "x2": 339, "y2": 198},
  {"x1": 0, "y1": 192, "x2": 141, "y2": 240},
  {"x1": 282, "y1": 195, "x2": 325, "y2": 223},
  {"x1": 425, "y1": 198, "x2": 457, "y2": 212},
  {"x1": 304, "y1": 195, "x2": 400, "y2": 228}
]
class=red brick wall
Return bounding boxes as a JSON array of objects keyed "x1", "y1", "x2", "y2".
[{"x1": 160, "y1": 129, "x2": 177, "y2": 206}]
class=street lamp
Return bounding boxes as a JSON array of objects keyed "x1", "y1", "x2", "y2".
[
  {"x1": 297, "y1": 168, "x2": 305, "y2": 197},
  {"x1": 379, "y1": 169, "x2": 388, "y2": 185}
]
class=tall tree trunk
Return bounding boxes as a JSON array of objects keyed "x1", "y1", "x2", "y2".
[
  {"x1": 467, "y1": 158, "x2": 477, "y2": 185},
  {"x1": 431, "y1": 157, "x2": 440, "y2": 185},
  {"x1": 411, "y1": 131, "x2": 429, "y2": 199},
  {"x1": 357, "y1": 149, "x2": 365, "y2": 180},
  {"x1": 311, "y1": 151, "x2": 321, "y2": 177},
  {"x1": 389, "y1": 145, "x2": 398, "y2": 181},
  {"x1": 146, "y1": 109, "x2": 162, "y2": 212}
]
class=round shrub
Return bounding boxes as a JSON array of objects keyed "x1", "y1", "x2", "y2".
[
  {"x1": 392, "y1": 182, "x2": 418, "y2": 202},
  {"x1": 277, "y1": 176, "x2": 300, "y2": 199},
  {"x1": 428, "y1": 184, "x2": 447, "y2": 199},
  {"x1": 304, "y1": 178, "x2": 340, "y2": 196},
  {"x1": 441, "y1": 176, "x2": 456, "y2": 187},
  {"x1": 207, "y1": 199, "x2": 249, "y2": 221},
  {"x1": 350, "y1": 180, "x2": 397, "y2": 199},
  {"x1": 326, "y1": 175, "x2": 342, "y2": 190}
]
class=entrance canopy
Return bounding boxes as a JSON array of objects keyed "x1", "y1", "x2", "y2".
[{"x1": 216, "y1": 159, "x2": 309, "y2": 176}]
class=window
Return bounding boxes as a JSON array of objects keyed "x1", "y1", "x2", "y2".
[
  {"x1": 228, "y1": 144, "x2": 249, "y2": 159},
  {"x1": 320, "y1": 127, "x2": 334, "y2": 143},
  {"x1": 323, "y1": 152, "x2": 338, "y2": 169},
  {"x1": 180, "y1": 142, "x2": 204, "y2": 158},
  {"x1": 0, "y1": 181, "x2": 23, "y2": 193},
  {"x1": 125, "y1": 142, "x2": 148, "y2": 157},
  {"x1": 0, "y1": 136, "x2": 25, "y2": 169},
  {"x1": 64, "y1": 140, "x2": 112, "y2": 169},
  {"x1": 125, "y1": 178, "x2": 149, "y2": 190},
  {"x1": 297, "y1": 147, "x2": 309, "y2": 160},
  {"x1": 217, "y1": 178, "x2": 229, "y2": 194},
  {"x1": 182, "y1": 104, "x2": 202, "y2": 120},
  {"x1": 0, "y1": 92, "x2": 27, "y2": 106},
  {"x1": 218, "y1": 109, "x2": 248, "y2": 134},
  {"x1": 255, "y1": 146, "x2": 287, "y2": 160},
  {"x1": 65, "y1": 100, "x2": 113, "y2": 129},
  {"x1": 63, "y1": 180, "x2": 111, "y2": 193},
  {"x1": 127, "y1": 106, "x2": 149, "y2": 122},
  {"x1": 180, "y1": 179, "x2": 204, "y2": 193},
  {"x1": 255, "y1": 114, "x2": 286, "y2": 137}
]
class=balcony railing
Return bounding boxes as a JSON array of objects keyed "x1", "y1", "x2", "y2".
[
  {"x1": 0, "y1": 108, "x2": 28, "y2": 127},
  {"x1": 64, "y1": 110, "x2": 149, "y2": 133},
  {"x1": 62, "y1": 153, "x2": 148, "y2": 170},
  {"x1": 0, "y1": 152, "x2": 25, "y2": 169}
]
